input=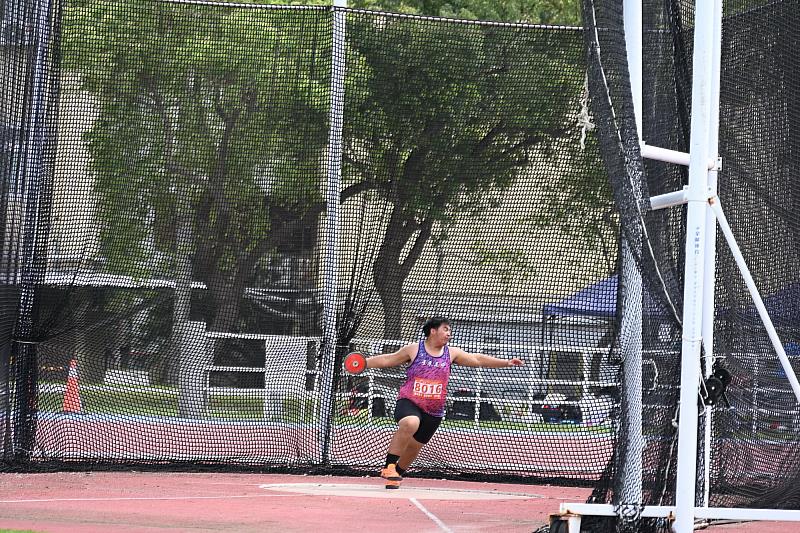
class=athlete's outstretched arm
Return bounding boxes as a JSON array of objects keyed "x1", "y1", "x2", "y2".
[
  {"x1": 450, "y1": 347, "x2": 524, "y2": 368},
  {"x1": 366, "y1": 344, "x2": 416, "y2": 369}
]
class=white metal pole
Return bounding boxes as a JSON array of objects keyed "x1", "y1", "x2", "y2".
[
  {"x1": 319, "y1": 0, "x2": 347, "y2": 463},
  {"x1": 620, "y1": 0, "x2": 643, "y2": 510},
  {"x1": 700, "y1": 0, "x2": 723, "y2": 509},
  {"x1": 673, "y1": 0, "x2": 717, "y2": 530},
  {"x1": 624, "y1": 0, "x2": 642, "y2": 135},
  {"x1": 562, "y1": 502, "x2": 800, "y2": 522},
  {"x1": 640, "y1": 143, "x2": 717, "y2": 170},
  {"x1": 710, "y1": 201, "x2": 800, "y2": 402}
]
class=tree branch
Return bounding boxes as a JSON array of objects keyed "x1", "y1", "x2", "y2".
[
  {"x1": 302, "y1": 179, "x2": 384, "y2": 222},
  {"x1": 400, "y1": 218, "x2": 433, "y2": 276}
]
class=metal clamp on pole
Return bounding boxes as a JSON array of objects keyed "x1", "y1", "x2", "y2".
[
  {"x1": 649, "y1": 187, "x2": 688, "y2": 210},
  {"x1": 640, "y1": 142, "x2": 719, "y2": 170}
]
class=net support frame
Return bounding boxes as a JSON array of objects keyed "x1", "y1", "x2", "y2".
[
  {"x1": 619, "y1": 0, "x2": 644, "y2": 510},
  {"x1": 670, "y1": 0, "x2": 718, "y2": 527},
  {"x1": 18, "y1": 0, "x2": 56, "y2": 346},
  {"x1": 559, "y1": 503, "x2": 800, "y2": 532},
  {"x1": 7, "y1": 0, "x2": 56, "y2": 462},
  {"x1": 708, "y1": 202, "x2": 800, "y2": 400},
  {"x1": 318, "y1": 0, "x2": 348, "y2": 464},
  {"x1": 562, "y1": 0, "x2": 800, "y2": 530},
  {"x1": 700, "y1": 0, "x2": 723, "y2": 508}
]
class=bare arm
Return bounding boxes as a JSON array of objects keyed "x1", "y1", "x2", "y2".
[
  {"x1": 365, "y1": 344, "x2": 416, "y2": 369},
  {"x1": 450, "y1": 347, "x2": 524, "y2": 368}
]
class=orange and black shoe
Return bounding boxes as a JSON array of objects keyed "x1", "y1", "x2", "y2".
[
  {"x1": 380, "y1": 464, "x2": 403, "y2": 489},
  {"x1": 384, "y1": 479, "x2": 401, "y2": 489}
]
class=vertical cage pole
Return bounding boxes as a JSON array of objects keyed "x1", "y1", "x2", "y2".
[
  {"x1": 319, "y1": 0, "x2": 347, "y2": 463},
  {"x1": 700, "y1": 0, "x2": 723, "y2": 509},
  {"x1": 620, "y1": 0, "x2": 643, "y2": 509},
  {"x1": 8, "y1": 0, "x2": 55, "y2": 462},
  {"x1": 673, "y1": 0, "x2": 718, "y2": 530}
]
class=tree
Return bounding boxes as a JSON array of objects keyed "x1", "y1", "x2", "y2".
[
  {"x1": 343, "y1": 17, "x2": 592, "y2": 340},
  {"x1": 62, "y1": 0, "x2": 329, "y2": 388},
  {"x1": 61, "y1": 0, "x2": 602, "y2": 371},
  {"x1": 350, "y1": 0, "x2": 581, "y2": 25}
]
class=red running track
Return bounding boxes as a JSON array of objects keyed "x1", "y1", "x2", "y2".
[{"x1": 1, "y1": 472, "x2": 798, "y2": 532}]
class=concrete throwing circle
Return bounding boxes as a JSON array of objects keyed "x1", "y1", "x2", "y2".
[{"x1": 259, "y1": 483, "x2": 542, "y2": 500}]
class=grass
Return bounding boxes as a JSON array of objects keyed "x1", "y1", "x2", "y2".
[
  {"x1": 38, "y1": 385, "x2": 180, "y2": 417},
  {"x1": 35, "y1": 383, "x2": 612, "y2": 434},
  {"x1": 38, "y1": 383, "x2": 318, "y2": 422},
  {"x1": 334, "y1": 407, "x2": 613, "y2": 434}
]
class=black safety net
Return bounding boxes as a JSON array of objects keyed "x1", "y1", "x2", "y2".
[
  {"x1": 1, "y1": 0, "x2": 623, "y2": 492},
  {"x1": 575, "y1": 0, "x2": 800, "y2": 531}
]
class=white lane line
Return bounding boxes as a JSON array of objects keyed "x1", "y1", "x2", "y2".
[
  {"x1": 259, "y1": 483, "x2": 535, "y2": 500},
  {"x1": 410, "y1": 497, "x2": 454, "y2": 533},
  {"x1": 0, "y1": 494, "x2": 295, "y2": 503}
]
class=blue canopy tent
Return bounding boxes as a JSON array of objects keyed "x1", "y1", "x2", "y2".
[
  {"x1": 539, "y1": 275, "x2": 620, "y2": 401},
  {"x1": 545, "y1": 273, "x2": 800, "y2": 327},
  {"x1": 722, "y1": 283, "x2": 800, "y2": 372},
  {"x1": 542, "y1": 274, "x2": 619, "y2": 319},
  {"x1": 540, "y1": 274, "x2": 676, "y2": 397},
  {"x1": 542, "y1": 273, "x2": 671, "y2": 324},
  {"x1": 540, "y1": 274, "x2": 619, "y2": 358}
]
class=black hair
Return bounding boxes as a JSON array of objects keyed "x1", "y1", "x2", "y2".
[{"x1": 422, "y1": 317, "x2": 450, "y2": 337}]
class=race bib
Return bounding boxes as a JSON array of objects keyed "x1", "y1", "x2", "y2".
[{"x1": 412, "y1": 378, "x2": 443, "y2": 399}]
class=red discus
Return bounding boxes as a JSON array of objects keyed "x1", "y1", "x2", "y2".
[{"x1": 344, "y1": 352, "x2": 367, "y2": 374}]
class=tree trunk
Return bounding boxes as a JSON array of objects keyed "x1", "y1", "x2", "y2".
[
  {"x1": 171, "y1": 195, "x2": 204, "y2": 417},
  {"x1": 373, "y1": 209, "x2": 433, "y2": 341},
  {"x1": 208, "y1": 262, "x2": 248, "y2": 334},
  {"x1": 376, "y1": 266, "x2": 404, "y2": 342},
  {"x1": 168, "y1": 201, "x2": 193, "y2": 381}
]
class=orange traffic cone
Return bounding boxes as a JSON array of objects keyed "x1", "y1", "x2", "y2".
[{"x1": 62, "y1": 358, "x2": 82, "y2": 413}]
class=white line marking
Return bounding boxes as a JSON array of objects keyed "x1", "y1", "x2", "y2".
[
  {"x1": 0, "y1": 494, "x2": 295, "y2": 503},
  {"x1": 259, "y1": 483, "x2": 537, "y2": 500},
  {"x1": 410, "y1": 497, "x2": 454, "y2": 533}
]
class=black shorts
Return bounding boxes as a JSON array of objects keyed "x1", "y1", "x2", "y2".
[{"x1": 394, "y1": 398, "x2": 443, "y2": 444}]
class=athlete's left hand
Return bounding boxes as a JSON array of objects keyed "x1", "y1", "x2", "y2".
[{"x1": 507, "y1": 358, "x2": 524, "y2": 366}]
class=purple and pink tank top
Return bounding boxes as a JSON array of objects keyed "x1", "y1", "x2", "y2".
[{"x1": 397, "y1": 340, "x2": 452, "y2": 417}]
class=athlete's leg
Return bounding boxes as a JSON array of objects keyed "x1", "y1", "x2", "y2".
[
  {"x1": 397, "y1": 411, "x2": 442, "y2": 474},
  {"x1": 387, "y1": 399, "x2": 422, "y2": 460},
  {"x1": 397, "y1": 438, "x2": 424, "y2": 472},
  {"x1": 387, "y1": 415, "x2": 420, "y2": 456},
  {"x1": 382, "y1": 400, "x2": 422, "y2": 488}
]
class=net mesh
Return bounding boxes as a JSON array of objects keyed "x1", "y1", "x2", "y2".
[
  {"x1": 9, "y1": 0, "x2": 800, "y2": 529},
  {"x1": 579, "y1": 0, "x2": 800, "y2": 531},
  {"x1": 2, "y1": 0, "x2": 620, "y2": 483}
]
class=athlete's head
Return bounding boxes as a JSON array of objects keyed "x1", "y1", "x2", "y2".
[{"x1": 422, "y1": 317, "x2": 451, "y2": 338}]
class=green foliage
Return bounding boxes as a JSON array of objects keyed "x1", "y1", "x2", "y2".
[
  {"x1": 61, "y1": 0, "x2": 596, "y2": 339},
  {"x1": 343, "y1": 14, "x2": 594, "y2": 337},
  {"x1": 523, "y1": 130, "x2": 616, "y2": 272},
  {"x1": 345, "y1": 22, "x2": 586, "y2": 226},
  {"x1": 62, "y1": 0, "x2": 328, "y2": 286},
  {"x1": 349, "y1": 0, "x2": 581, "y2": 25},
  {"x1": 152, "y1": 0, "x2": 582, "y2": 24},
  {"x1": 472, "y1": 242, "x2": 535, "y2": 285}
]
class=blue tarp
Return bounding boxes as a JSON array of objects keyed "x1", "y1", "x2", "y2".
[
  {"x1": 739, "y1": 282, "x2": 800, "y2": 328},
  {"x1": 542, "y1": 274, "x2": 618, "y2": 318},
  {"x1": 544, "y1": 274, "x2": 800, "y2": 327}
]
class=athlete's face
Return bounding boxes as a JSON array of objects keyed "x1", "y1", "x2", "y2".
[{"x1": 430, "y1": 323, "x2": 451, "y2": 345}]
